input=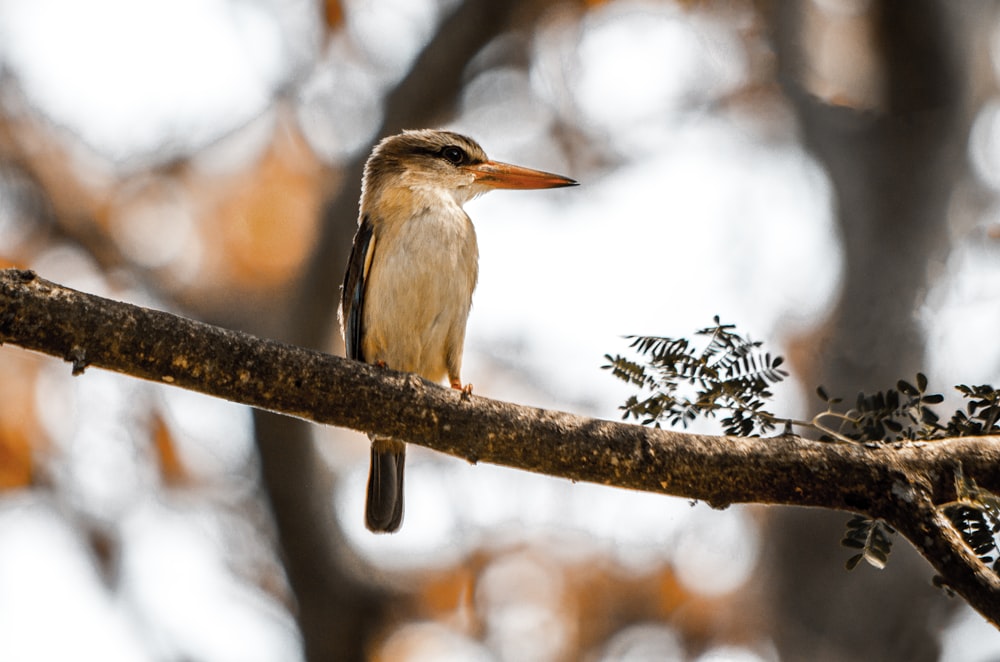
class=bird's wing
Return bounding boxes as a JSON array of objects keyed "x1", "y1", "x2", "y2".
[{"x1": 341, "y1": 214, "x2": 376, "y2": 362}]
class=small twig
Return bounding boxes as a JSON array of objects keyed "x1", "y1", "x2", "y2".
[{"x1": 812, "y1": 410, "x2": 862, "y2": 444}]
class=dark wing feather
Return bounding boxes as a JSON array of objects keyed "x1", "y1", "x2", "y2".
[{"x1": 341, "y1": 215, "x2": 375, "y2": 362}]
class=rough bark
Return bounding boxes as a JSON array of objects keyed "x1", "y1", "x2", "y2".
[{"x1": 3, "y1": 267, "x2": 1000, "y2": 627}]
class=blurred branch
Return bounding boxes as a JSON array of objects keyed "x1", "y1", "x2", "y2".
[{"x1": 4, "y1": 267, "x2": 1000, "y2": 627}]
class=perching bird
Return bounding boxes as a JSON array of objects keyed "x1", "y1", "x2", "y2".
[{"x1": 340, "y1": 129, "x2": 577, "y2": 533}]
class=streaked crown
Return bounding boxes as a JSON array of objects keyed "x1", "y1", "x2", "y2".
[{"x1": 361, "y1": 130, "x2": 488, "y2": 205}]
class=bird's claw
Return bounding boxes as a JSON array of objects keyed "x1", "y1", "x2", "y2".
[{"x1": 451, "y1": 380, "x2": 474, "y2": 400}]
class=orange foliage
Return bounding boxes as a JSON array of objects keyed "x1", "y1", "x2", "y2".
[
  {"x1": 418, "y1": 565, "x2": 476, "y2": 618},
  {"x1": 210, "y1": 122, "x2": 327, "y2": 290},
  {"x1": 324, "y1": 0, "x2": 343, "y2": 31},
  {"x1": 0, "y1": 426, "x2": 33, "y2": 490},
  {"x1": 0, "y1": 350, "x2": 44, "y2": 490},
  {"x1": 151, "y1": 410, "x2": 188, "y2": 486},
  {"x1": 2, "y1": 103, "x2": 332, "y2": 303},
  {"x1": 398, "y1": 544, "x2": 765, "y2": 660}
]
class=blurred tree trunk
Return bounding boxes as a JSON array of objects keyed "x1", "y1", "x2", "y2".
[
  {"x1": 766, "y1": 1, "x2": 977, "y2": 659},
  {"x1": 250, "y1": 2, "x2": 557, "y2": 660}
]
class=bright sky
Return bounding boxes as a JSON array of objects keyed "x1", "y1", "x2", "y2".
[{"x1": 0, "y1": 0, "x2": 314, "y2": 166}]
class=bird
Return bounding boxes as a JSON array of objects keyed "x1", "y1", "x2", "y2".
[{"x1": 340, "y1": 129, "x2": 577, "y2": 533}]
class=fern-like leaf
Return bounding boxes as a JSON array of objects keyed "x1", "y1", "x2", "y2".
[
  {"x1": 842, "y1": 515, "x2": 895, "y2": 570},
  {"x1": 943, "y1": 464, "x2": 1000, "y2": 571},
  {"x1": 604, "y1": 318, "x2": 788, "y2": 437}
]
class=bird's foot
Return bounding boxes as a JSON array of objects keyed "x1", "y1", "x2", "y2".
[
  {"x1": 374, "y1": 360, "x2": 387, "y2": 369},
  {"x1": 451, "y1": 380, "x2": 474, "y2": 400}
]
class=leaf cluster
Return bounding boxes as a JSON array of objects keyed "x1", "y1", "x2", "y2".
[
  {"x1": 841, "y1": 515, "x2": 894, "y2": 570},
  {"x1": 603, "y1": 317, "x2": 788, "y2": 436},
  {"x1": 813, "y1": 383, "x2": 1000, "y2": 571},
  {"x1": 946, "y1": 384, "x2": 1000, "y2": 437},
  {"x1": 814, "y1": 374, "x2": 944, "y2": 444},
  {"x1": 605, "y1": 318, "x2": 1000, "y2": 574}
]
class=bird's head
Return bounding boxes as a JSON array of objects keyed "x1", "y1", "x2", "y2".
[{"x1": 361, "y1": 129, "x2": 577, "y2": 209}]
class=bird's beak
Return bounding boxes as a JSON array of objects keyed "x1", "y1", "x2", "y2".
[{"x1": 466, "y1": 160, "x2": 578, "y2": 190}]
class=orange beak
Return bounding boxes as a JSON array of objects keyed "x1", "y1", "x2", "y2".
[{"x1": 466, "y1": 160, "x2": 578, "y2": 190}]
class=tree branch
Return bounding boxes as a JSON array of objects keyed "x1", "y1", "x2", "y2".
[
  {"x1": 891, "y1": 494, "x2": 1000, "y2": 627},
  {"x1": 3, "y1": 267, "x2": 1000, "y2": 625}
]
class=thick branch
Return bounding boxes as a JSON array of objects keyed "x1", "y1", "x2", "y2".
[
  {"x1": 4, "y1": 267, "x2": 1000, "y2": 623},
  {"x1": 892, "y1": 496, "x2": 1000, "y2": 626},
  {"x1": 2, "y1": 268, "x2": 1000, "y2": 505}
]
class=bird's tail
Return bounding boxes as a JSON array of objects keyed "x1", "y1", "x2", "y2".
[{"x1": 366, "y1": 436, "x2": 406, "y2": 533}]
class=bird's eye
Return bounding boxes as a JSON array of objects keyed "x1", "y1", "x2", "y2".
[{"x1": 441, "y1": 146, "x2": 466, "y2": 165}]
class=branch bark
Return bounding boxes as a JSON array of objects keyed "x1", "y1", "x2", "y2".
[{"x1": 3, "y1": 267, "x2": 1000, "y2": 625}]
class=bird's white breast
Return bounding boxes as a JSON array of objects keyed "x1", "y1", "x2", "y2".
[{"x1": 362, "y1": 188, "x2": 479, "y2": 384}]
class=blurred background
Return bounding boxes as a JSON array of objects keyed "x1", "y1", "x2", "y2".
[{"x1": 1, "y1": 0, "x2": 999, "y2": 660}]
